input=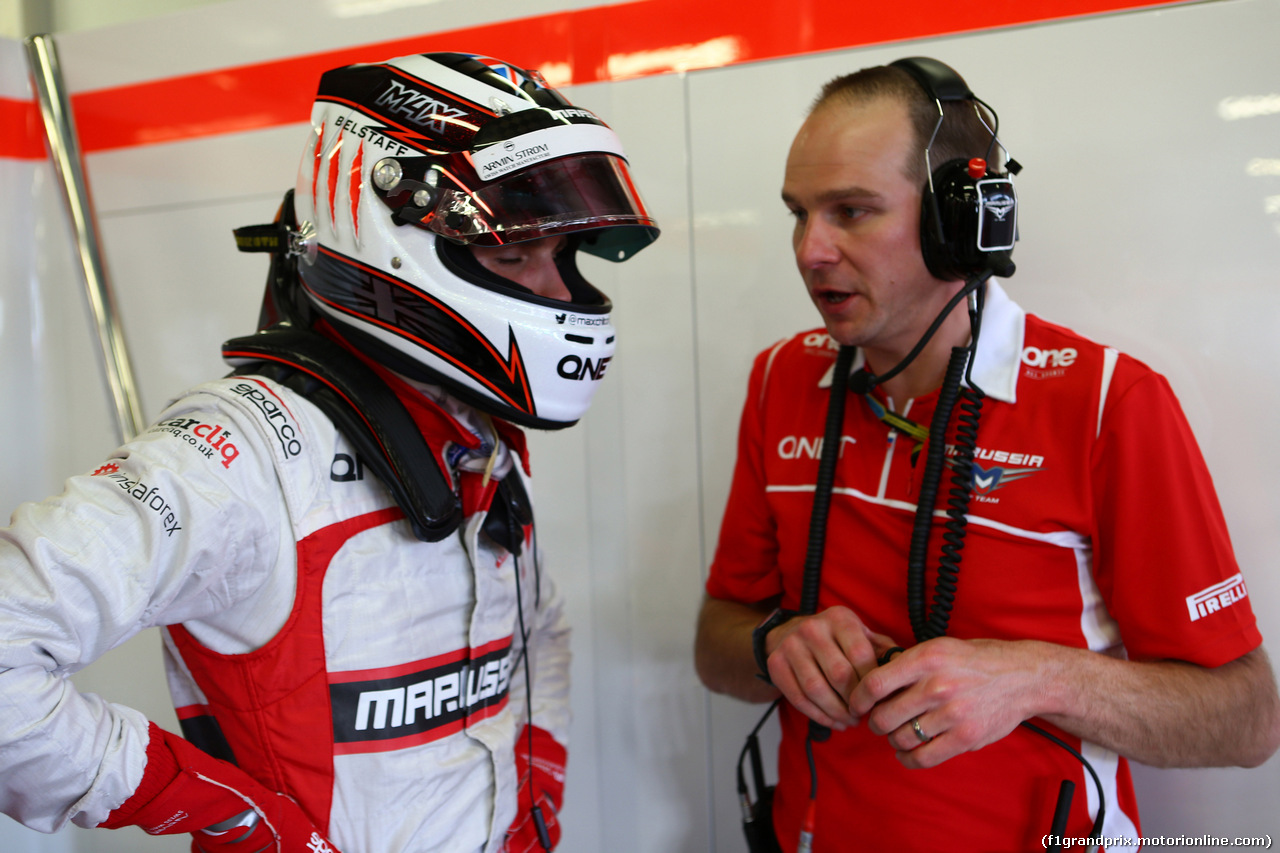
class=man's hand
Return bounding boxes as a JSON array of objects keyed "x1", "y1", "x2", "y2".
[
  {"x1": 699, "y1": 591, "x2": 1280, "y2": 770},
  {"x1": 848, "y1": 637, "x2": 1041, "y2": 768},
  {"x1": 694, "y1": 595, "x2": 896, "y2": 719},
  {"x1": 763, "y1": 606, "x2": 893, "y2": 730},
  {"x1": 849, "y1": 640, "x2": 1280, "y2": 770}
]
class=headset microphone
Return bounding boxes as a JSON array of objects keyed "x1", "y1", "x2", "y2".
[
  {"x1": 988, "y1": 253, "x2": 1016, "y2": 279},
  {"x1": 847, "y1": 369, "x2": 875, "y2": 395}
]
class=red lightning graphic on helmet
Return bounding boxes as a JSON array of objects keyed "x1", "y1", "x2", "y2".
[
  {"x1": 350, "y1": 144, "x2": 363, "y2": 241},
  {"x1": 327, "y1": 132, "x2": 343, "y2": 231},
  {"x1": 311, "y1": 128, "x2": 324, "y2": 213}
]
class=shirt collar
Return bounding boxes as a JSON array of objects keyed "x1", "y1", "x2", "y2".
[
  {"x1": 968, "y1": 279, "x2": 1024, "y2": 404},
  {"x1": 816, "y1": 279, "x2": 1024, "y2": 404}
]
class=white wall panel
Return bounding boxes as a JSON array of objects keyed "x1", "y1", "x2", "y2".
[
  {"x1": 0, "y1": 38, "x2": 50, "y2": 516},
  {"x1": 545, "y1": 72, "x2": 708, "y2": 852},
  {"x1": 88, "y1": 127, "x2": 304, "y2": 215},
  {"x1": 684, "y1": 54, "x2": 822, "y2": 853},
  {"x1": 97, "y1": 194, "x2": 290, "y2": 409},
  {"x1": 0, "y1": 37, "x2": 119, "y2": 500},
  {"x1": 0, "y1": 33, "x2": 167, "y2": 853}
]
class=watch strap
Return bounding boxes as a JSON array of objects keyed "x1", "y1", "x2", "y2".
[{"x1": 751, "y1": 608, "x2": 797, "y2": 684}]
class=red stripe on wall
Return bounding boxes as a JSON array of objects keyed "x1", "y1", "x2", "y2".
[
  {"x1": 1, "y1": 96, "x2": 48, "y2": 159},
  {"x1": 5, "y1": 0, "x2": 1182, "y2": 159}
]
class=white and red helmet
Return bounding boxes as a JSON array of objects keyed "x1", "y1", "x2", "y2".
[{"x1": 291, "y1": 52, "x2": 658, "y2": 429}]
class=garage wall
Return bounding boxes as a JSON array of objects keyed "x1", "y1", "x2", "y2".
[{"x1": 1, "y1": 0, "x2": 1277, "y2": 850}]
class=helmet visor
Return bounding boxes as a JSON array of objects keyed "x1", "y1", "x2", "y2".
[{"x1": 428, "y1": 152, "x2": 659, "y2": 261}]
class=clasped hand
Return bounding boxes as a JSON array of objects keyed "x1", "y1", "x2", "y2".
[{"x1": 763, "y1": 606, "x2": 1040, "y2": 767}]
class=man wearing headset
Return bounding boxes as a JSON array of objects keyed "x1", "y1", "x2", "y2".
[
  {"x1": 0, "y1": 53, "x2": 657, "y2": 852},
  {"x1": 695, "y1": 58, "x2": 1280, "y2": 852}
]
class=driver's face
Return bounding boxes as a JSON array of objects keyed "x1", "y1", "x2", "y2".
[{"x1": 469, "y1": 235, "x2": 571, "y2": 301}]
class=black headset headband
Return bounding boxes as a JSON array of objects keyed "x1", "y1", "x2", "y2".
[{"x1": 889, "y1": 56, "x2": 974, "y2": 104}]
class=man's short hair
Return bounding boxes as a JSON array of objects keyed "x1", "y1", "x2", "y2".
[{"x1": 811, "y1": 65, "x2": 998, "y2": 187}]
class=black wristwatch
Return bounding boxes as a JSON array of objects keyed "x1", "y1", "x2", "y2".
[{"x1": 751, "y1": 608, "x2": 797, "y2": 684}]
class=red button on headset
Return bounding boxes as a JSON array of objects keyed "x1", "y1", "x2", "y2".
[{"x1": 967, "y1": 158, "x2": 987, "y2": 179}]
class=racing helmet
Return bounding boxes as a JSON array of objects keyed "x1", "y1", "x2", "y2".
[{"x1": 291, "y1": 52, "x2": 659, "y2": 429}]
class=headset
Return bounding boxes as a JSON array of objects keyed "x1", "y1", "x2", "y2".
[
  {"x1": 890, "y1": 56, "x2": 1020, "y2": 283},
  {"x1": 849, "y1": 56, "x2": 1018, "y2": 397}
]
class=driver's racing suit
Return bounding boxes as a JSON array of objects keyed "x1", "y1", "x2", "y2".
[{"x1": 0, "y1": 370, "x2": 569, "y2": 852}]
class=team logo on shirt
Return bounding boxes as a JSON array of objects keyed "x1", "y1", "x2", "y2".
[
  {"x1": 1021, "y1": 346, "x2": 1077, "y2": 380},
  {"x1": 946, "y1": 446, "x2": 1045, "y2": 501},
  {"x1": 968, "y1": 463, "x2": 1042, "y2": 497},
  {"x1": 777, "y1": 435, "x2": 856, "y2": 460},
  {"x1": 329, "y1": 640, "x2": 512, "y2": 754},
  {"x1": 1186, "y1": 574, "x2": 1249, "y2": 622},
  {"x1": 801, "y1": 332, "x2": 840, "y2": 352},
  {"x1": 307, "y1": 833, "x2": 337, "y2": 853}
]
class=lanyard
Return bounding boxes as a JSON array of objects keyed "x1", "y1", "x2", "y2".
[{"x1": 861, "y1": 393, "x2": 929, "y2": 465}]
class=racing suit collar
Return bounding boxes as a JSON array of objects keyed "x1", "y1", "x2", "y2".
[{"x1": 315, "y1": 321, "x2": 531, "y2": 475}]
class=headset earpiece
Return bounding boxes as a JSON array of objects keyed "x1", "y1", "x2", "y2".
[
  {"x1": 890, "y1": 57, "x2": 1019, "y2": 281},
  {"x1": 920, "y1": 157, "x2": 1017, "y2": 280}
]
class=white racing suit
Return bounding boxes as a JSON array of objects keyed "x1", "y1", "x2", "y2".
[{"x1": 0, "y1": 373, "x2": 570, "y2": 852}]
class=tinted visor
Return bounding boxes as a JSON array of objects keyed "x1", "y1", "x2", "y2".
[{"x1": 429, "y1": 153, "x2": 658, "y2": 261}]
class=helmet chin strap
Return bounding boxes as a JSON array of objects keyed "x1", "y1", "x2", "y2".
[{"x1": 847, "y1": 269, "x2": 992, "y2": 396}]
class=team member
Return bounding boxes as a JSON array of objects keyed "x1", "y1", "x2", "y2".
[
  {"x1": 0, "y1": 52, "x2": 657, "y2": 852},
  {"x1": 694, "y1": 57, "x2": 1279, "y2": 852}
]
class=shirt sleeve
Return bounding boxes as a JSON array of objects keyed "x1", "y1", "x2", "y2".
[
  {"x1": 1090, "y1": 360, "x2": 1261, "y2": 667},
  {"x1": 705, "y1": 348, "x2": 785, "y2": 605},
  {"x1": 0, "y1": 391, "x2": 286, "y2": 832}
]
